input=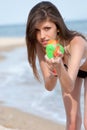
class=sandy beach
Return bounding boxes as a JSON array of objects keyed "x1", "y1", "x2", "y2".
[
  {"x1": 0, "y1": 37, "x2": 25, "y2": 61},
  {"x1": 0, "y1": 105, "x2": 65, "y2": 130},
  {"x1": 0, "y1": 37, "x2": 25, "y2": 51},
  {"x1": 0, "y1": 37, "x2": 65, "y2": 130}
]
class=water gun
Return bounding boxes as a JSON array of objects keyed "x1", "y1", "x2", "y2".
[
  {"x1": 46, "y1": 39, "x2": 64, "y2": 59},
  {"x1": 46, "y1": 39, "x2": 64, "y2": 75}
]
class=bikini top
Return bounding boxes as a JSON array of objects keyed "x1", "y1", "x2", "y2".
[{"x1": 64, "y1": 58, "x2": 87, "y2": 69}]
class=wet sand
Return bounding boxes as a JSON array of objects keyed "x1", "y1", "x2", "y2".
[{"x1": 0, "y1": 105, "x2": 65, "y2": 130}]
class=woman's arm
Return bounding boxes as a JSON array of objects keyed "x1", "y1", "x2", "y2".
[
  {"x1": 59, "y1": 37, "x2": 86, "y2": 92},
  {"x1": 46, "y1": 36, "x2": 86, "y2": 93},
  {"x1": 36, "y1": 43, "x2": 57, "y2": 91}
]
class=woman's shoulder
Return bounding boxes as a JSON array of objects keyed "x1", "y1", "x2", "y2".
[
  {"x1": 70, "y1": 35, "x2": 87, "y2": 50},
  {"x1": 71, "y1": 35, "x2": 86, "y2": 43},
  {"x1": 64, "y1": 36, "x2": 87, "y2": 57}
]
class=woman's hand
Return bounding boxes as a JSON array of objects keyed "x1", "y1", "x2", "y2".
[
  {"x1": 45, "y1": 55, "x2": 56, "y2": 76},
  {"x1": 45, "y1": 54, "x2": 63, "y2": 77}
]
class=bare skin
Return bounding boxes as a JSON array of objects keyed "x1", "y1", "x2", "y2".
[{"x1": 35, "y1": 20, "x2": 87, "y2": 130}]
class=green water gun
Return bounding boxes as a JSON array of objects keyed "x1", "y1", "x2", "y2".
[
  {"x1": 46, "y1": 39, "x2": 64, "y2": 59},
  {"x1": 46, "y1": 39, "x2": 64, "y2": 75}
]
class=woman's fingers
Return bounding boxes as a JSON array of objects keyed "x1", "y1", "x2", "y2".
[{"x1": 45, "y1": 55, "x2": 61, "y2": 69}]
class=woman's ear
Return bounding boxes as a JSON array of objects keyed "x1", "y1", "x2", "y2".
[{"x1": 57, "y1": 30, "x2": 60, "y2": 35}]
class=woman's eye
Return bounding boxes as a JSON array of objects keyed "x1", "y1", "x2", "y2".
[
  {"x1": 45, "y1": 27, "x2": 51, "y2": 31},
  {"x1": 35, "y1": 29, "x2": 40, "y2": 32}
]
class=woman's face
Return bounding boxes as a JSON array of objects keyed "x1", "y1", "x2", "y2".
[{"x1": 35, "y1": 20, "x2": 58, "y2": 47}]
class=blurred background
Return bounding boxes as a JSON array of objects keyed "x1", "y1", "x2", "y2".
[
  {"x1": 0, "y1": 0, "x2": 87, "y2": 126},
  {"x1": 0, "y1": 0, "x2": 87, "y2": 37}
]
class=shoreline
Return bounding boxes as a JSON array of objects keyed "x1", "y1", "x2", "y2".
[
  {"x1": 0, "y1": 105, "x2": 65, "y2": 130},
  {"x1": 0, "y1": 37, "x2": 25, "y2": 61},
  {"x1": 0, "y1": 37, "x2": 25, "y2": 51}
]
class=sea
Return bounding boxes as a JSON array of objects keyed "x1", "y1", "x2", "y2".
[
  {"x1": 0, "y1": 20, "x2": 87, "y2": 126},
  {"x1": 0, "y1": 19, "x2": 87, "y2": 37}
]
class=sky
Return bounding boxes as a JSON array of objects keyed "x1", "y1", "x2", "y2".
[{"x1": 0, "y1": 0, "x2": 87, "y2": 25}]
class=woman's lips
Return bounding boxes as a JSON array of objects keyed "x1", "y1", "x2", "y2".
[
  {"x1": 41, "y1": 40, "x2": 49, "y2": 46},
  {"x1": 43, "y1": 42, "x2": 47, "y2": 46}
]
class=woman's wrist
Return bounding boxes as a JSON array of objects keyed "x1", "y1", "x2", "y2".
[{"x1": 49, "y1": 74, "x2": 58, "y2": 79}]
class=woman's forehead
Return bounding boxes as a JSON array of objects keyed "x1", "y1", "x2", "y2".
[{"x1": 35, "y1": 20, "x2": 54, "y2": 29}]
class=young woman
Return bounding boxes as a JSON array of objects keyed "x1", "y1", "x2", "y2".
[{"x1": 26, "y1": 1, "x2": 87, "y2": 130}]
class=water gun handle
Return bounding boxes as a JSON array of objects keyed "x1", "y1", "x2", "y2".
[{"x1": 46, "y1": 40, "x2": 64, "y2": 76}]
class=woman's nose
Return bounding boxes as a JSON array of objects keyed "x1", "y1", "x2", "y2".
[{"x1": 40, "y1": 31, "x2": 45, "y2": 39}]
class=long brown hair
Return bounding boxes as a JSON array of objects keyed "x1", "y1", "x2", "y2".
[{"x1": 26, "y1": 1, "x2": 86, "y2": 80}]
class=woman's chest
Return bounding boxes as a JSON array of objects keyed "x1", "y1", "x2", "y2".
[{"x1": 80, "y1": 60, "x2": 87, "y2": 71}]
